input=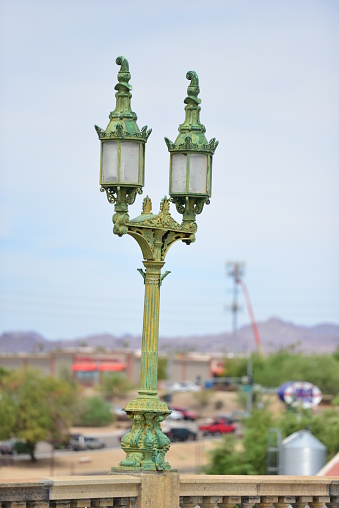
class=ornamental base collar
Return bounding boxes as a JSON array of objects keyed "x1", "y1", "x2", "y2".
[{"x1": 118, "y1": 404, "x2": 173, "y2": 471}]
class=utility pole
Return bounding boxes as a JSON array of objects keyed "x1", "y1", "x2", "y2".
[
  {"x1": 226, "y1": 261, "x2": 245, "y2": 356},
  {"x1": 246, "y1": 355, "x2": 253, "y2": 413}
]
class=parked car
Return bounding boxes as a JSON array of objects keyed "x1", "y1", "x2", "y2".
[
  {"x1": 166, "y1": 382, "x2": 182, "y2": 392},
  {"x1": 113, "y1": 406, "x2": 129, "y2": 421},
  {"x1": 177, "y1": 381, "x2": 201, "y2": 392},
  {"x1": 171, "y1": 407, "x2": 196, "y2": 421},
  {"x1": 229, "y1": 410, "x2": 250, "y2": 422},
  {"x1": 217, "y1": 411, "x2": 250, "y2": 424},
  {"x1": 198, "y1": 419, "x2": 237, "y2": 436},
  {"x1": 167, "y1": 408, "x2": 184, "y2": 420},
  {"x1": 0, "y1": 438, "x2": 30, "y2": 455},
  {"x1": 166, "y1": 381, "x2": 201, "y2": 393},
  {"x1": 164, "y1": 428, "x2": 197, "y2": 442},
  {"x1": 68, "y1": 434, "x2": 86, "y2": 451},
  {"x1": 68, "y1": 434, "x2": 105, "y2": 451},
  {"x1": 84, "y1": 437, "x2": 105, "y2": 450}
]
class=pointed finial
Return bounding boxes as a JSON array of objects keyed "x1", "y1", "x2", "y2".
[
  {"x1": 142, "y1": 196, "x2": 153, "y2": 215},
  {"x1": 184, "y1": 71, "x2": 201, "y2": 105},
  {"x1": 115, "y1": 56, "x2": 132, "y2": 92},
  {"x1": 164, "y1": 68, "x2": 218, "y2": 156}
]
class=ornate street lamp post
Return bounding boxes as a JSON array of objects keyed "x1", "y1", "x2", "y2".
[{"x1": 95, "y1": 56, "x2": 218, "y2": 472}]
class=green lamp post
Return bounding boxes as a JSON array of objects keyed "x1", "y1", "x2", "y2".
[{"x1": 95, "y1": 56, "x2": 218, "y2": 472}]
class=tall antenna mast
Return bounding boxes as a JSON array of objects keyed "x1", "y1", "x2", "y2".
[{"x1": 226, "y1": 261, "x2": 245, "y2": 356}]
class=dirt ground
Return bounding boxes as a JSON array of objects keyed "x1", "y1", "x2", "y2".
[{"x1": 0, "y1": 440, "x2": 218, "y2": 480}]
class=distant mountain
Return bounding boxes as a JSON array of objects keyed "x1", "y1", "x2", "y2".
[
  {"x1": 159, "y1": 317, "x2": 339, "y2": 354},
  {"x1": 0, "y1": 331, "x2": 140, "y2": 354},
  {"x1": 0, "y1": 318, "x2": 338, "y2": 355},
  {"x1": 0, "y1": 331, "x2": 48, "y2": 354},
  {"x1": 0, "y1": 318, "x2": 339, "y2": 354}
]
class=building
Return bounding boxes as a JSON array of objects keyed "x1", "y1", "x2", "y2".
[{"x1": 0, "y1": 349, "x2": 223, "y2": 386}]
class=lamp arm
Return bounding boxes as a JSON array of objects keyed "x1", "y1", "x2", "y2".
[{"x1": 110, "y1": 194, "x2": 198, "y2": 262}]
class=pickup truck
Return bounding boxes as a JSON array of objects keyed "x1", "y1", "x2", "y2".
[{"x1": 198, "y1": 419, "x2": 237, "y2": 436}]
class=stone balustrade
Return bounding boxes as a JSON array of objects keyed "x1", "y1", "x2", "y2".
[{"x1": 0, "y1": 474, "x2": 338, "y2": 508}]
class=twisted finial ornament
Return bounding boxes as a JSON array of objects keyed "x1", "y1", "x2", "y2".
[
  {"x1": 115, "y1": 55, "x2": 132, "y2": 91},
  {"x1": 185, "y1": 70, "x2": 201, "y2": 105}
]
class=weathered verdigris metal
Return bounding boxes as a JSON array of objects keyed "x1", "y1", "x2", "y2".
[
  {"x1": 95, "y1": 55, "x2": 151, "y2": 206},
  {"x1": 165, "y1": 70, "x2": 218, "y2": 222},
  {"x1": 95, "y1": 56, "x2": 218, "y2": 472}
]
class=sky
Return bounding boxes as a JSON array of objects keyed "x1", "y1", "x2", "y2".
[{"x1": 0, "y1": 0, "x2": 338, "y2": 341}]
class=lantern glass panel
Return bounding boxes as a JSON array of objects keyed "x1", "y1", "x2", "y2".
[
  {"x1": 101, "y1": 141, "x2": 118, "y2": 184},
  {"x1": 189, "y1": 153, "x2": 208, "y2": 194},
  {"x1": 120, "y1": 141, "x2": 140, "y2": 183},
  {"x1": 171, "y1": 153, "x2": 187, "y2": 193}
]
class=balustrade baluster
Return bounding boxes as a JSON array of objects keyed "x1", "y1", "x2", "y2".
[
  {"x1": 180, "y1": 497, "x2": 202, "y2": 508},
  {"x1": 50, "y1": 501, "x2": 71, "y2": 508},
  {"x1": 327, "y1": 497, "x2": 339, "y2": 508},
  {"x1": 27, "y1": 502, "x2": 49, "y2": 508},
  {"x1": 256, "y1": 496, "x2": 278, "y2": 508},
  {"x1": 218, "y1": 496, "x2": 242, "y2": 508},
  {"x1": 112, "y1": 499, "x2": 137, "y2": 508},
  {"x1": 309, "y1": 496, "x2": 331, "y2": 508},
  {"x1": 240, "y1": 496, "x2": 261, "y2": 508},
  {"x1": 273, "y1": 496, "x2": 296, "y2": 508},
  {"x1": 70, "y1": 501, "x2": 91, "y2": 508},
  {"x1": 2, "y1": 502, "x2": 26, "y2": 508},
  {"x1": 200, "y1": 497, "x2": 222, "y2": 508},
  {"x1": 91, "y1": 500, "x2": 113, "y2": 508},
  {"x1": 291, "y1": 495, "x2": 314, "y2": 508}
]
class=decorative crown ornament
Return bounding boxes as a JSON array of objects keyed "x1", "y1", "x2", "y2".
[
  {"x1": 164, "y1": 70, "x2": 218, "y2": 155},
  {"x1": 94, "y1": 56, "x2": 152, "y2": 143}
]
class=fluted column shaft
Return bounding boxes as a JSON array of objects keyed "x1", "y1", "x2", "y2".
[{"x1": 138, "y1": 260, "x2": 164, "y2": 397}]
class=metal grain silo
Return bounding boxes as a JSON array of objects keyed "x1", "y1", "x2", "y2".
[{"x1": 280, "y1": 429, "x2": 326, "y2": 475}]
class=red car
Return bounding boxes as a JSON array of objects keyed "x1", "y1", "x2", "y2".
[
  {"x1": 171, "y1": 407, "x2": 196, "y2": 421},
  {"x1": 198, "y1": 419, "x2": 236, "y2": 436}
]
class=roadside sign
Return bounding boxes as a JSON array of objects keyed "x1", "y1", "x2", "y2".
[{"x1": 278, "y1": 381, "x2": 322, "y2": 409}]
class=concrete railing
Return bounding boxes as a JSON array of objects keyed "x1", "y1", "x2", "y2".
[{"x1": 0, "y1": 474, "x2": 338, "y2": 508}]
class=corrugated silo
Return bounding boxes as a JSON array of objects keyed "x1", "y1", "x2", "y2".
[{"x1": 280, "y1": 429, "x2": 326, "y2": 475}]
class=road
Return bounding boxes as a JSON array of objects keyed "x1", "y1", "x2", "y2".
[{"x1": 3, "y1": 420, "x2": 201, "y2": 463}]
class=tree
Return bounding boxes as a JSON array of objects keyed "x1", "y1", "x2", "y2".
[
  {"x1": 205, "y1": 435, "x2": 256, "y2": 475},
  {"x1": 0, "y1": 366, "x2": 9, "y2": 386},
  {"x1": 157, "y1": 357, "x2": 167, "y2": 381},
  {"x1": 0, "y1": 369, "x2": 76, "y2": 461},
  {"x1": 224, "y1": 352, "x2": 339, "y2": 395},
  {"x1": 205, "y1": 409, "x2": 274, "y2": 475},
  {"x1": 100, "y1": 373, "x2": 134, "y2": 401},
  {"x1": 242, "y1": 409, "x2": 274, "y2": 474},
  {"x1": 299, "y1": 409, "x2": 339, "y2": 460},
  {"x1": 72, "y1": 396, "x2": 112, "y2": 426}
]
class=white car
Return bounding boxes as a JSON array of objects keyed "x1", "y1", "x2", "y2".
[
  {"x1": 113, "y1": 406, "x2": 129, "y2": 421},
  {"x1": 167, "y1": 408, "x2": 184, "y2": 420},
  {"x1": 178, "y1": 381, "x2": 201, "y2": 392},
  {"x1": 167, "y1": 381, "x2": 201, "y2": 392},
  {"x1": 166, "y1": 382, "x2": 182, "y2": 392}
]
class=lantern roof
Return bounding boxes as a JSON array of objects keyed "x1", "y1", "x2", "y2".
[
  {"x1": 95, "y1": 56, "x2": 151, "y2": 142},
  {"x1": 164, "y1": 71, "x2": 218, "y2": 155}
]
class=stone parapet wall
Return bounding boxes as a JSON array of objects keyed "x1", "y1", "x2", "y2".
[{"x1": 0, "y1": 474, "x2": 338, "y2": 508}]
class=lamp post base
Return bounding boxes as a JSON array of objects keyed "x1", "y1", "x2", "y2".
[{"x1": 117, "y1": 398, "x2": 172, "y2": 471}]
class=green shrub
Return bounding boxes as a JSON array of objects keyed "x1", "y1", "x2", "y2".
[
  {"x1": 73, "y1": 396, "x2": 112, "y2": 427},
  {"x1": 100, "y1": 373, "x2": 135, "y2": 401},
  {"x1": 157, "y1": 357, "x2": 168, "y2": 381}
]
